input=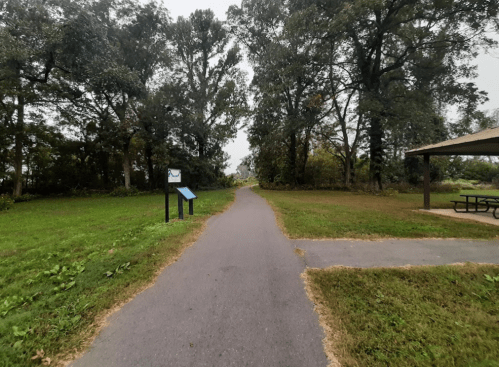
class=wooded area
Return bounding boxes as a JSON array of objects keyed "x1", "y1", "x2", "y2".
[
  {"x1": 230, "y1": 0, "x2": 499, "y2": 189},
  {"x1": 0, "y1": 0, "x2": 248, "y2": 196},
  {"x1": 1, "y1": 0, "x2": 499, "y2": 197}
]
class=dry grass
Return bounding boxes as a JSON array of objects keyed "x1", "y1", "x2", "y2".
[{"x1": 294, "y1": 247, "x2": 306, "y2": 257}]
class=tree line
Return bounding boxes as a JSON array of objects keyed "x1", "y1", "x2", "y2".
[
  {"x1": 228, "y1": 0, "x2": 499, "y2": 189},
  {"x1": 0, "y1": 0, "x2": 247, "y2": 196},
  {"x1": 2, "y1": 0, "x2": 499, "y2": 197}
]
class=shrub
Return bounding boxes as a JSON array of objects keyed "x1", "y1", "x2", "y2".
[
  {"x1": 68, "y1": 188, "x2": 92, "y2": 197},
  {"x1": 12, "y1": 193, "x2": 38, "y2": 203},
  {"x1": 0, "y1": 195, "x2": 14, "y2": 211},
  {"x1": 217, "y1": 175, "x2": 236, "y2": 188},
  {"x1": 109, "y1": 186, "x2": 140, "y2": 197}
]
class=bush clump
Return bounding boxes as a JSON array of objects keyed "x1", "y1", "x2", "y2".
[
  {"x1": 12, "y1": 193, "x2": 38, "y2": 202},
  {"x1": 0, "y1": 195, "x2": 14, "y2": 211},
  {"x1": 109, "y1": 186, "x2": 140, "y2": 197}
]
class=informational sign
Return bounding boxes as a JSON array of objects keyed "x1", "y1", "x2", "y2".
[
  {"x1": 177, "y1": 187, "x2": 197, "y2": 200},
  {"x1": 168, "y1": 169, "x2": 181, "y2": 183}
]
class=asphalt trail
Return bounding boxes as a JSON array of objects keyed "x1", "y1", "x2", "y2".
[
  {"x1": 293, "y1": 238, "x2": 499, "y2": 269},
  {"x1": 71, "y1": 186, "x2": 328, "y2": 367},
  {"x1": 71, "y1": 186, "x2": 499, "y2": 367}
]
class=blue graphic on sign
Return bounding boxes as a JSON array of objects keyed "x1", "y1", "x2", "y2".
[
  {"x1": 168, "y1": 170, "x2": 180, "y2": 178},
  {"x1": 177, "y1": 187, "x2": 197, "y2": 200}
]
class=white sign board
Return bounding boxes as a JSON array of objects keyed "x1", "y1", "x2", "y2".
[{"x1": 168, "y1": 169, "x2": 181, "y2": 183}]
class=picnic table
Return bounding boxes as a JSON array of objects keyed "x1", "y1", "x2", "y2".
[{"x1": 451, "y1": 194, "x2": 499, "y2": 219}]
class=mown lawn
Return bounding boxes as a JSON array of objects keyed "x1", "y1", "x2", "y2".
[
  {"x1": 254, "y1": 188, "x2": 499, "y2": 239},
  {"x1": 306, "y1": 264, "x2": 499, "y2": 367},
  {"x1": 0, "y1": 190, "x2": 234, "y2": 366}
]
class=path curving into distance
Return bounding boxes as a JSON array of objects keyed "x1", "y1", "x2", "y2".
[
  {"x1": 70, "y1": 186, "x2": 499, "y2": 367},
  {"x1": 71, "y1": 186, "x2": 328, "y2": 367}
]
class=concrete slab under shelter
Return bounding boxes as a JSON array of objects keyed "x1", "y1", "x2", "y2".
[{"x1": 418, "y1": 209, "x2": 499, "y2": 227}]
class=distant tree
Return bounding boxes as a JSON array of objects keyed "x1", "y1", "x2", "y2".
[
  {"x1": 168, "y1": 9, "x2": 248, "y2": 186},
  {"x1": 229, "y1": 0, "x2": 327, "y2": 185}
]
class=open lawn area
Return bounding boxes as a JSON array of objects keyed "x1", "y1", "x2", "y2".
[
  {"x1": 0, "y1": 190, "x2": 234, "y2": 366},
  {"x1": 254, "y1": 187, "x2": 499, "y2": 239},
  {"x1": 306, "y1": 263, "x2": 499, "y2": 367}
]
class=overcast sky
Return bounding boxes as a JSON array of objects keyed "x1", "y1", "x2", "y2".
[{"x1": 146, "y1": 0, "x2": 499, "y2": 174}]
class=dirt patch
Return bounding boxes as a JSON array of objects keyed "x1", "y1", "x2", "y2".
[{"x1": 294, "y1": 247, "x2": 306, "y2": 257}]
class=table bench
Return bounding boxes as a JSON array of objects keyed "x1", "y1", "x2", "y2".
[{"x1": 451, "y1": 194, "x2": 499, "y2": 219}]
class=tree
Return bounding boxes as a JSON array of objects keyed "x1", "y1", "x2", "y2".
[
  {"x1": 66, "y1": 0, "x2": 172, "y2": 189},
  {"x1": 0, "y1": 0, "x2": 106, "y2": 195},
  {"x1": 229, "y1": 0, "x2": 326, "y2": 185},
  {"x1": 168, "y1": 9, "x2": 248, "y2": 186},
  {"x1": 316, "y1": 0, "x2": 499, "y2": 189}
]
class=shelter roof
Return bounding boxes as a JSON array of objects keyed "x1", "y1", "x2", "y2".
[{"x1": 405, "y1": 126, "x2": 499, "y2": 156}]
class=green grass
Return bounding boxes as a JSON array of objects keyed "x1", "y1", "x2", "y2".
[
  {"x1": 254, "y1": 187, "x2": 499, "y2": 239},
  {"x1": 0, "y1": 190, "x2": 234, "y2": 366},
  {"x1": 307, "y1": 264, "x2": 499, "y2": 367}
]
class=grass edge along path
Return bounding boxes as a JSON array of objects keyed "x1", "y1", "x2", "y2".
[
  {"x1": 304, "y1": 263, "x2": 499, "y2": 367},
  {"x1": 0, "y1": 190, "x2": 235, "y2": 367},
  {"x1": 252, "y1": 187, "x2": 499, "y2": 240}
]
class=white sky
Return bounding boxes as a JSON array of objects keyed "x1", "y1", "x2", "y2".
[{"x1": 149, "y1": 1, "x2": 499, "y2": 174}]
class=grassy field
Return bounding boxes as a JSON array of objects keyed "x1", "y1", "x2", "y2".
[
  {"x1": 254, "y1": 188, "x2": 499, "y2": 239},
  {"x1": 0, "y1": 190, "x2": 234, "y2": 366},
  {"x1": 306, "y1": 264, "x2": 499, "y2": 367}
]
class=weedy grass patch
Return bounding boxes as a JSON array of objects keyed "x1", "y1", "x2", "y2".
[
  {"x1": 306, "y1": 263, "x2": 499, "y2": 367},
  {"x1": 0, "y1": 190, "x2": 234, "y2": 366},
  {"x1": 254, "y1": 187, "x2": 499, "y2": 239}
]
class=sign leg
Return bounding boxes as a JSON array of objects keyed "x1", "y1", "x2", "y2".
[
  {"x1": 178, "y1": 194, "x2": 184, "y2": 220},
  {"x1": 189, "y1": 199, "x2": 193, "y2": 215}
]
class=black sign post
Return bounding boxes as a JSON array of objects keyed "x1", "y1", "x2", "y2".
[{"x1": 164, "y1": 166, "x2": 169, "y2": 223}]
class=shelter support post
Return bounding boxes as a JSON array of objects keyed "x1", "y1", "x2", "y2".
[{"x1": 424, "y1": 154, "x2": 430, "y2": 210}]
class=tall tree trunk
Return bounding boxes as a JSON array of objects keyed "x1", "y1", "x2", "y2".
[
  {"x1": 145, "y1": 143, "x2": 155, "y2": 190},
  {"x1": 300, "y1": 136, "x2": 310, "y2": 185},
  {"x1": 13, "y1": 96, "x2": 25, "y2": 197},
  {"x1": 123, "y1": 139, "x2": 131, "y2": 189},
  {"x1": 288, "y1": 131, "x2": 297, "y2": 185},
  {"x1": 344, "y1": 152, "x2": 351, "y2": 187},
  {"x1": 100, "y1": 150, "x2": 110, "y2": 189},
  {"x1": 198, "y1": 138, "x2": 205, "y2": 159},
  {"x1": 369, "y1": 115, "x2": 383, "y2": 190}
]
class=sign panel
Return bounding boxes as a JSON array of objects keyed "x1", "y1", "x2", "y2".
[
  {"x1": 177, "y1": 187, "x2": 197, "y2": 200},
  {"x1": 168, "y1": 169, "x2": 181, "y2": 183}
]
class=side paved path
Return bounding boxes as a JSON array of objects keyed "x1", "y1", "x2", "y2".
[
  {"x1": 293, "y1": 238, "x2": 499, "y2": 269},
  {"x1": 71, "y1": 187, "x2": 328, "y2": 367}
]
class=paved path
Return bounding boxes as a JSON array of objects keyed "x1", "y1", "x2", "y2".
[
  {"x1": 71, "y1": 186, "x2": 328, "y2": 367},
  {"x1": 293, "y1": 238, "x2": 499, "y2": 269},
  {"x1": 71, "y1": 187, "x2": 499, "y2": 367}
]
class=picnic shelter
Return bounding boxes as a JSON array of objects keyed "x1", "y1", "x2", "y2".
[{"x1": 405, "y1": 126, "x2": 499, "y2": 210}]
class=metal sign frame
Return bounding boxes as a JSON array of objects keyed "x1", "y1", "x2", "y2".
[
  {"x1": 176, "y1": 187, "x2": 197, "y2": 219},
  {"x1": 165, "y1": 167, "x2": 182, "y2": 223}
]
